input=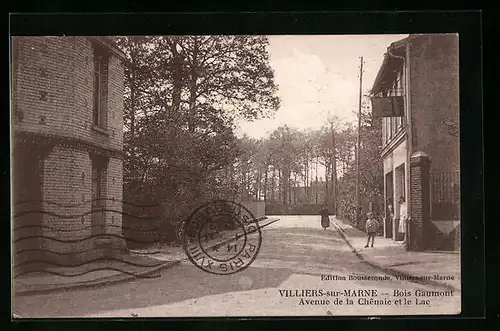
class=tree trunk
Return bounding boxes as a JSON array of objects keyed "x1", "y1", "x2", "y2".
[
  {"x1": 315, "y1": 156, "x2": 319, "y2": 204},
  {"x1": 282, "y1": 166, "x2": 290, "y2": 205},
  {"x1": 288, "y1": 172, "x2": 292, "y2": 205},
  {"x1": 270, "y1": 167, "x2": 275, "y2": 201},
  {"x1": 264, "y1": 164, "x2": 268, "y2": 203},
  {"x1": 325, "y1": 163, "x2": 329, "y2": 206},
  {"x1": 304, "y1": 154, "x2": 308, "y2": 200},
  {"x1": 255, "y1": 169, "x2": 261, "y2": 200},
  {"x1": 129, "y1": 49, "x2": 136, "y2": 143},
  {"x1": 170, "y1": 39, "x2": 183, "y2": 114},
  {"x1": 277, "y1": 168, "x2": 281, "y2": 201},
  {"x1": 310, "y1": 180, "x2": 314, "y2": 204},
  {"x1": 188, "y1": 37, "x2": 199, "y2": 132},
  {"x1": 331, "y1": 130, "x2": 338, "y2": 214},
  {"x1": 128, "y1": 43, "x2": 141, "y2": 196},
  {"x1": 293, "y1": 173, "x2": 298, "y2": 204}
]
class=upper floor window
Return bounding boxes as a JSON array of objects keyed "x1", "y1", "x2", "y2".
[
  {"x1": 93, "y1": 43, "x2": 110, "y2": 129},
  {"x1": 381, "y1": 69, "x2": 406, "y2": 146}
]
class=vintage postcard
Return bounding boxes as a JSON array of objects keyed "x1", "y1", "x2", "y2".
[{"x1": 11, "y1": 34, "x2": 461, "y2": 317}]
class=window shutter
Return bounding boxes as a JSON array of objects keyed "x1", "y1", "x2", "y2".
[{"x1": 371, "y1": 96, "x2": 404, "y2": 117}]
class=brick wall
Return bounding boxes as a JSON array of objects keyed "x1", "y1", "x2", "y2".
[
  {"x1": 408, "y1": 35, "x2": 460, "y2": 251},
  {"x1": 13, "y1": 37, "x2": 76, "y2": 137},
  {"x1": 409, "y1": 34, "x2": 460, "y2": 173},
  {"x1": 41, "y1": 146, "x2": 92, "y2": 252},
  {"x1": 12, "y1": 36, "x2": 125, "y2": 264},
  {"x1": 409, "y1": 154, "x2": 431, "y2": 251},
  {"x1": 105, "y1": 156, "x2": 125, "y2": 248},
  {"x1": 13, "y1": 36, "x2": 124, "y2": 152}
]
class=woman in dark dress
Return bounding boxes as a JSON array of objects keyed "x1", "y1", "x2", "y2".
[{"x1": 320, "y1": 205, "x2": 330, "y2": 229}]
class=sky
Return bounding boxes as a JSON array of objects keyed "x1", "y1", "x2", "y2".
[{"x1": 235, "y1": 34, "x2": 409, "y2": 139}]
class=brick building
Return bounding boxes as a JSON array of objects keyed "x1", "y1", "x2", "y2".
[
  {"x1": 370, "y1": 34, "x2": 460, "y2": 251},
  {"x1": 11, "y1": 37, "x2": 126, "y2": 270}
]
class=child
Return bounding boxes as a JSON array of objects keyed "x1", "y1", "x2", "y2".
[{"x1": 365, "y1": 212, "x2": 379, "y2": 248}]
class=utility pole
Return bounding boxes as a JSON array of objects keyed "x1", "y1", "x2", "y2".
[{"x1": 356, "y1": 56, "x2": 364, "y2": 227}]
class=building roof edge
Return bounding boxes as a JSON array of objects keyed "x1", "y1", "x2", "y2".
[
  {"x1": 370, "y1": 36, "x2": 409, "y2": 95},
  {"x1": 88, "y1": 36, "x2": 126, "y2": 62}
]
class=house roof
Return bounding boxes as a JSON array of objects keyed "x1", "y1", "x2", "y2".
[
  {"x1": 88, "y1": 36, "x2": 126, "y2": 62},
  {"x1": 370, "y1": 34, "x2": 440, "y2": 95},
  {"x1": 370, "y1": 36, "x2": 409, "y2": 95}
]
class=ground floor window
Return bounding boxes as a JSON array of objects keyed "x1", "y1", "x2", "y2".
[
  {"x1": 395, "y1": 164, "x2": 405, "y2": 201},
  {"x1": 383, "y1": 162, "x2": 407, "y2": 241},
  {"x1": 384, "y1": 171, "x2": 394, "y2": 239},
  {"x1": 91, "y1": 155, "x2": 108, "y2": 235}
]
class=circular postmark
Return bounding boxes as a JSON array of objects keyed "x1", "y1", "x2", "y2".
[{"x1": 182, "y1": 200, "x2": 262, "y2": 275}]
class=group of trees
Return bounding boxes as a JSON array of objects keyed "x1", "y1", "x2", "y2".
[
  {"x1": 116, "y1": 36, "x2": 383, "y2": 243},
  {"x1": 116, "y1": 35, "x2": 280, "y2": 240},
  {"x1": 222, "y1": 101, "x2": 383, "y2": 222}
]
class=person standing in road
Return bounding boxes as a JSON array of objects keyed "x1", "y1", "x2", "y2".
[
  {"x1": 319, "y1": 205, "x2": 330, "y2": 230},
  {"x1": 364, "y1": 212, "x2": 378, "y2": 248},
  {"x1": 398, "y1": 196, "x2": 407, "y2": 244}
]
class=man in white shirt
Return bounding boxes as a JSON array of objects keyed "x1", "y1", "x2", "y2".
[{"x1": 398, "y1": 196, "x2": 407, "y2": 243}]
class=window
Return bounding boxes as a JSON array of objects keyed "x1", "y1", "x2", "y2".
[
  {"x1": 399, "y1": 164, "x2": 405, "y2": 199},
  {"x1": 387, "y1": 71, "x2": 405, "y2": 137},
  {"x1": 395, "y1": 163, "x2": 406, "y2": 211},
  {"x1": 382, "y1": 119, "x2": 387, "y2": 145},
  {"x1": 93, "y1": 43, "x2": 109, "y2": 129},
  {"x1": 384, "y1": 118, "x2": 388, "y2": 144},
  {"x1": 389, "y1": 117, "x2": 394, "y2": 138},
  {"x1": 380, "y1": 75, "x2": 407, "y2": 146},
  {"x1": 392, "y1": 80, "x2": 400, "y2": 132},
  {"x1": 401, "y1": 71, "x2": 407, "y2": 127},
  {"x1": 396, "y1": 71, "x2": 405, "y2": 130},
  {"x1": 91, "y1": 156, "x2": 107, "y2": 235}
]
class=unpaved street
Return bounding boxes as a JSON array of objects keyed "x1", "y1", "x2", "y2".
[{"x1": 13, "y1": 216, "x2": 460, "y2": 317}]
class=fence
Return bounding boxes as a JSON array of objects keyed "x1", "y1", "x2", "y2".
[
  {"x1": 240, "y1": 201, "x2": 265, "y2": 219},
  {"x1": 430, "y1": 171, "x2": 460, "y2": 220},
  {"x1": 265, "y1": 203, "x2": 326, "y2": 215}
]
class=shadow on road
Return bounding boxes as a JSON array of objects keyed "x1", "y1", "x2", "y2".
[
  {"x1": 13, "y1": 222, "x2": 379, "y2": 317},
  {"x1": 13, "y1": 264, "x2": 295, "y2": 317}
]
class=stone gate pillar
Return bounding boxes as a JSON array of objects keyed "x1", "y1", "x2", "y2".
[{"x1": 408, "y1": 151, "x2": 431, "y2": 251}]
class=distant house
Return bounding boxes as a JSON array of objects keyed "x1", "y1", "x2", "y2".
[
  {"x1": 370, "y1": 34, "x2": 460, "y2": 251},
  {"x1": 292, "y1": 180, "x2": 327, "y2": 205},
  {"x1": 12, "y1": 37, "x2": 126, "y2": 269},
  {"x1": 262, "y1": 181, "x2": 330, "y2": 215}
]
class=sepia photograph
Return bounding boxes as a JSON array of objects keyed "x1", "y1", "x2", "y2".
[{"x1": 11, "y1": 33, "x2": 461, "y2": 317}]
